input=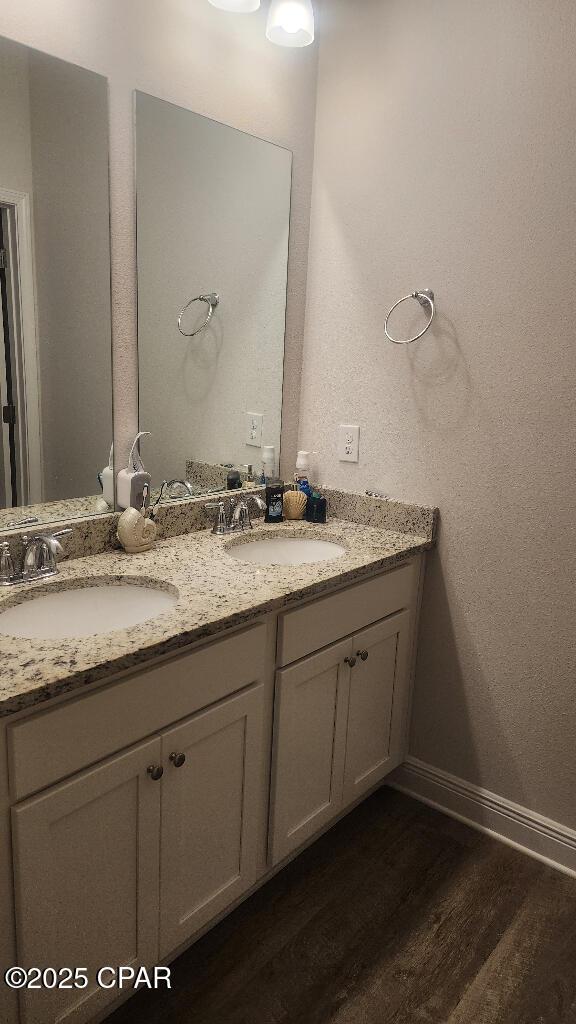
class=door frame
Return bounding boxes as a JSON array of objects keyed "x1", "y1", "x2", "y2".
[
  {"x1": 0, "y1": 186, "x2": 42, "y2": 504},
  {"x1": 0, "y1": 278, "x2": 12, "y2": 506}
]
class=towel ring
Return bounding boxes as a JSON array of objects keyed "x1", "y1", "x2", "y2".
[
  {"x1": 177, "y1": 292, "x2": 220, "y2": 338},
  {"x1": 384, "y1": 289, "x2": 435, "y2": 345}
]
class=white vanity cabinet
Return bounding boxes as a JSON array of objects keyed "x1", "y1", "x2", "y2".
[
  {"x1": 12, "y1": 738, "x2": 162, "y2": 1024},
  {"x1": 6, "y1": 626, "x2": 269, "y2": 1024},
  {"x1": 11, "y1": 683, "x2": 266, "y2": 1024},
  {"x1": 159, "y1": 685, "x2": 264, "y2": 957},
  {"x1": 270, "y1": 638, "x2": 351, "y2": 862},
  {"x1": 342, "y1": 611, "x2": 410, "y2": 804},
  {"x1": 1, "y1": 555, "x2": 424, "y2": 1024},
  {"x1": 270, "y1": 600, "x2": 413, "y2": 865}
]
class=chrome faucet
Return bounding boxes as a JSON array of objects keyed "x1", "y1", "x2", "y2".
[
  {"x1": 148, "y1": 479, "x2": 198, "y2": 519},
  {"x1": 152, "y1": 479, "x2": 198, "y2": 510},
  {"x1": 163, "y1": 479, "x2": 197, "y2": 499},
  {"x1": 232, "y1": 494, "x2": 266, "y2": 531},
  {"x1": 0, "y1": 529, "x2": 72, "y2": 586},
  {"x1": 205, "y1": 494, "x2": 266, "y2": 535}
]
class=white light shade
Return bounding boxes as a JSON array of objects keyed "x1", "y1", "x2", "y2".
[
  {"x1": 266, "y1": 0, "x2": 314, "y2": 47},
  {"x1": 208, "y1": 0, "x2": 260, "y2": 12}
]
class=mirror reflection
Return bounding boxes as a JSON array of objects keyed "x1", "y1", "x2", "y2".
[
  {"x1": 136, "y1": 92, "x2": 292, "y2": 498},
  {"x1": 0, "y1": 36, "x2": 112, "y2": 529}
]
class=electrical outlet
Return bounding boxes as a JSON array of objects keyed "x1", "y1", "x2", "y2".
[
  {"x1": 338, "y1": 424, "x2": 360, "y2": 463},
  {"x1": 246, "y1": 412, "x2": 263, "y2": 447}
]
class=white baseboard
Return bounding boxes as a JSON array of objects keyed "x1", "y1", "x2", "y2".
[{"x1": 388, "y1": 757, "x2": 576, "y2": 878}]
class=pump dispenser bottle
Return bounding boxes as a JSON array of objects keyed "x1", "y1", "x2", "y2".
[
  {"x1": 262, "y1": 445, "x2": 276, "y2": 483},
  {"x1": 117, "y1": 432, "x2": 152, "y2": 511},
  {"x1": 294, "y1": 450, "x2": 316, "y2": 496},
  {"x1": 99, "y1": 444, "x2": 114, "y2": 508}
]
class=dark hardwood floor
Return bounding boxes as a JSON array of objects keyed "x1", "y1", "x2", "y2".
[{"x1": 108, "y1": 788, "x2": 576, "y2": 1024}]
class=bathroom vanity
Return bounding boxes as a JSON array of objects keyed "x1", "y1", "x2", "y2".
[{"x1": 0, "y1": 499, "x2": 435, "y2": 1024}]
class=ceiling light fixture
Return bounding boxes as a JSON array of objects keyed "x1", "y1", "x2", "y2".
[
  {"x1": 208, "y1": 0, "x2": 260, "y2": 12},
  {"x1": 266, "y1": 0, "x2": 314, "y2": 47}
]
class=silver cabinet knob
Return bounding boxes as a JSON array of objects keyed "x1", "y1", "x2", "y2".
[
  {"x1": 147, "y1": 764, "x2": 164, "y2": 781},
  {"x1": 357, "y1": 650, "x2": 369, "y2": 662},
  {"x1": 170, "y1": 752, "x2": 186, "y2": 768},
  {"x1": 344, "y1": 656, "x2": 357, "y2": 668}
]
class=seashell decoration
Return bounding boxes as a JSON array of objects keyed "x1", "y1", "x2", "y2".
[
  {"x1": 117, "y1": 507, "x2": 157, "y2": 553},
  {"x1": 283, "y1": 489, "x2": 307, "y2": 521}
]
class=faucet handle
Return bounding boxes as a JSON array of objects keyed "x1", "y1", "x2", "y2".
[
  {"x1": 45, "y1": 529, "x2": 73, "y2": 561},
  {"x1": 248, "y1": 494, "x2": 267, "y2": 514},
  {"x1": 232, "y1": 501, "x2": 252, "y2": 532},
  {"x1": 0, "y1": 542, "x2": 15, "y2": 584},
  {"x1": 205, "y1": 501, "x2": 228, "y2": 535},
  {"x1": 22, "y1": 528, "x2": 72, "y2": 575},
  {"x1": 51, "y1": 528, "x2": 73, "y2": 546},
  {"x1": 44, "y1": 536, "x2": 65, "y2": 561}
]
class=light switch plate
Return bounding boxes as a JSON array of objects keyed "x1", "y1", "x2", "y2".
[
  {"x1": 246, "y1": 412, "x2": 263, "y2": 447},
  {"x1": 338, "y1": 424, "x2": 360, "y2": 462}
]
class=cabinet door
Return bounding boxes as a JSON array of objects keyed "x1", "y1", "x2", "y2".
[
  {"x1": 269, "y1": 638, "x2": 351, "y2": 866},
  {"x1": 12, "y1": 738, "x2": 161, "y2": 1024},
  {"x1": 343, "y1": 610, "x2": 410, "y2": 806},
  {"x1": 159, "y1": 685, "x2": 265, "y2": 957}
]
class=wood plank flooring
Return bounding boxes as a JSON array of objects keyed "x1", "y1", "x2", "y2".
[{"x1": 108, "y1": 788, "x2": 576, "y2": 1024}]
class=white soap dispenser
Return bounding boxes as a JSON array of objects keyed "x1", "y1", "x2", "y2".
[
  {"x1": 262, "y1": 445, "x2": 276, "y2": 483},
  {"x1": 294, "y1": 450, "x2": 317, "y2": 489},
  {"x1": 99, "y1": 443, "x2": 114, "y2": 508},
  {"x1": 116, "y1": 432, "x2": 152, "y2": 511}
]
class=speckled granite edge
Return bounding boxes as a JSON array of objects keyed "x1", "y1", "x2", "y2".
[
  {"x1": 1, "y1": 511, "x2": 120, "y2": 563},
  {"x1": 0, "y1": 519, "x2": 432, "y2": 717},
  {"x1": 0, "y1": 490, "x2": 266, "y2": 563},
  {"x1": 0, "y1": 487, "x2": 436, "y2": 579},
  {"x1": 152, "y1": 488, "x2": 266, "y2": 541},
  {"x1": 321, "y1": 487, "x2": 438, "y2": 541},
  {"x1": 185, "y1": 460, "x2": 251, "y2": 491},
  {"x1": 0, "y1": 498, "x2": 219, "y2": 560}
]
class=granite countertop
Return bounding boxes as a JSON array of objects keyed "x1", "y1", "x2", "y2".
[{"x1": 0, "y1": 517, "x2": 433, "y2": 718}]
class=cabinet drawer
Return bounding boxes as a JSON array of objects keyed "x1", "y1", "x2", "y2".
[
  {"x1": 277, "y1": 563, "x2": 414, "y2": 666},
  {"x1": 9, "y1": 622, "x2": 266, "y2": 802}
]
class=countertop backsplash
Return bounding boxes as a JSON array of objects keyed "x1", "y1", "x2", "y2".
[{"x1": 0, "y1": 486, "x2": 437, "y2": 565}]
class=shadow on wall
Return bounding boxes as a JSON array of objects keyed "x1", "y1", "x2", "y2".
[
  {"x1": 406, "y1": 312, "x2": 476, "y2": 436},
  {"x1": 182, "y1": 318, "x2": 223, "y2": 404},
  {"x1": 409, "y1": 538, "x2": 528, "y2": 821}
]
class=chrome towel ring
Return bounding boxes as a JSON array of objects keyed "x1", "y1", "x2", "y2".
[
  {"x1": 384, "y1": 289, "x2": 435, "y2": 345},
  {"x1": 177, "y1": 292, "x2": 220, "y2": 338}
]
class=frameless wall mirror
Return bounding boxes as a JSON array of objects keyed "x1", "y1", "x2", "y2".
[
  {"x1": 135, "y1": 91, "x2": 292, "y2": 498},
  {"x1": 0, "y1": 36, "x2": 112, "y2": 530}
]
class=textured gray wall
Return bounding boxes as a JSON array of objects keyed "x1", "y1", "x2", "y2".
[
  {"x1": 0, "y1": 40, "x2": 32, "y2": 193},
  {"x1": 0, "y1": 0, "x2": 318, "y2": 479},
  {"x1": 300, "y1": 0, "x2": 576, "y2": 828}
]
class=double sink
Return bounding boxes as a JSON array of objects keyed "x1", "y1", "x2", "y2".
[{"x1": 0, "y1": 536, "x2": 347, "y2": 640}]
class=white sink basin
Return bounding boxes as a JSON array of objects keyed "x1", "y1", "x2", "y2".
[
  {"x1": 0, "y1": 583, "x2": 178, "y2": 640},
  {"x1": 227, "y1": 537, "x2": 347, "y2": 566}
]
